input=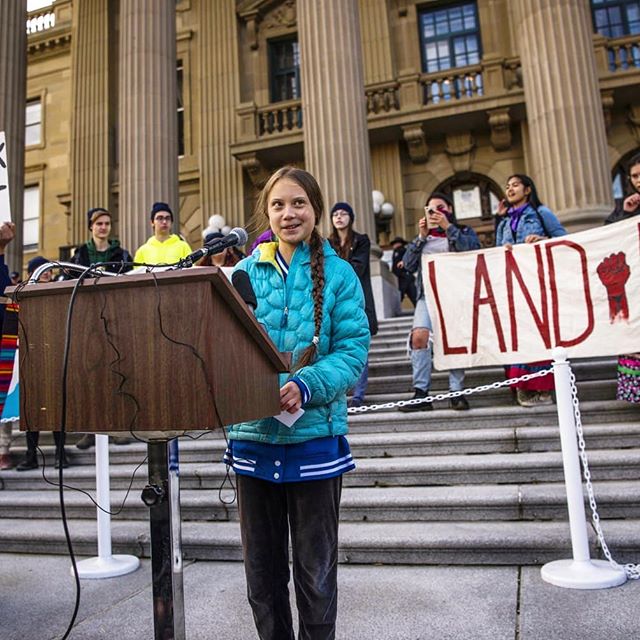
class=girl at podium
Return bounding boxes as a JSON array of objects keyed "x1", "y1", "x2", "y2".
[{"x1": 224, "y1": 166, "x2": 370, "y2": 640}]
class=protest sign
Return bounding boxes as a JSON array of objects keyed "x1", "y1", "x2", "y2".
[
  {"x1": 423, "y1": 217, "x2": 640, "y2": 369},
  {"x1": 0, "y1": 132, "x2": 11, "y2": 223}
]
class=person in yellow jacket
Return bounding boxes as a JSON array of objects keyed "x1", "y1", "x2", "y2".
[{"x1": 133, "y1": 202, "x2": 192, "y2": 265}]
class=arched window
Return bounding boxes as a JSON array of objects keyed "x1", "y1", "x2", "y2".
[{"x1": 432, "y1": 173, "x2": 503, "y2": 247}]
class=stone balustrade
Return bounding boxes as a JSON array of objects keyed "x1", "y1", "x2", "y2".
[
  {"x1": 365, "y1": 82, "x2": 400, "y2": 114},
  {"x1": 419, "y1": 64, "x2": 484, "y2": 105},
  {"x1": 257, "y1": 99, "x2": 302, "y2": 136},
  {"x1": 26, "y1": 8, "x2": 56, "y2": 34},
  {"x1": 605, "y1": 34, "x2": 640, "y2": 72}
]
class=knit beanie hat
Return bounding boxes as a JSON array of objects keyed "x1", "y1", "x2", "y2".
[
  {"x1": 150, "y1": 202, "x2": 173, "y2": 221},
  {"x1": 330, "y1": 202, "x2": 355, "y2": 223},
  {"x1": 87, "y1": 207, "x2": 110, "y2": 229},
  {"x1": 27, "y1": 255, "x2": 49, "y2": 275}
]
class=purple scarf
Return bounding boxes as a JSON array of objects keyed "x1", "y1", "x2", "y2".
[{"x1": 508, "y1": 203, "x2": 529, "y2": 235}]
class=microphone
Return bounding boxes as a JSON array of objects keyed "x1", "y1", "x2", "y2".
[
  {"x1": 232, "y1": 270, "x2": 257, "y2": 311},
  {"x1": 182, "y1": 227, "x2": 248, "y2": 267}
]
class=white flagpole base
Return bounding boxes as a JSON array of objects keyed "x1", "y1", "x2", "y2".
[
  {"x1": 75, "y1": 554, "x2": 140, "y2": 579},
  {"x1": 541, "y1": 559, "x2": 627, "y2": 589}
]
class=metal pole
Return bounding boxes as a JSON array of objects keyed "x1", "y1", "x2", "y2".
[
  {"x1": 145, "y1": 440, "x2": 186, "y2": 640},
  {"x1": 75, "y1": 434, "x2": 140, "y2": 579},
  {"x1": 540, "y1": 347, "x2": 626, "y2": 589}
]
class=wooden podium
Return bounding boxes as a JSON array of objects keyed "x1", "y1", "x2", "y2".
[{"x1": 13, "y1": 267, "x2": 289, "y2": 639}]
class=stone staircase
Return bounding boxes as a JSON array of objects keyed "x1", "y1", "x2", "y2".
[{"x1": 1, "y1": 315, "x2": 639, "y2": 565}]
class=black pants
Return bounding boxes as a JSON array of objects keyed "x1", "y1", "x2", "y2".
[
  {"x1": 236, "y1": 474, "x2": 342, "y2": 640},
  {"x1": 26, "y1": 430, "x2": 65, "y2": 456}
]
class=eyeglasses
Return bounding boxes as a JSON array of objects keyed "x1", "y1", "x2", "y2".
[{"x1": 154, "y1": 215, "x2": 172, "y2": 222}]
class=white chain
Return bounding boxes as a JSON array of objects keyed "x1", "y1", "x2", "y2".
[
  {"x1": 569, "y1": 371, "x2": 640, "y2": 580},
  {"x1": 347, "y1": 368, "x2": 553, "y2": 414}
]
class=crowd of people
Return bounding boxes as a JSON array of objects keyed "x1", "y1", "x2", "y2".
[{"x1": 0, "y1": 157, "x2": 638, "y2": 637}]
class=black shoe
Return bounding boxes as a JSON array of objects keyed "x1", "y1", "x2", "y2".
[
  {"x1": 76, "y1": 434, "x2": 95, "y2": 450},
  {"x1": 55, "y1": 451, "x2": 70, "y2": 469},
  {"x1": 449, "y1": 396, "x2": 470, "y2": 410},
  {"x1": 399, "y1": 388, "x2": 433, "y2": 412},
  {"x1": 112, "y1": 436, "x2": 132, "y2": 445},
  {"x1": 16, "y1": 455, "x2": 38, "y2": 471}
]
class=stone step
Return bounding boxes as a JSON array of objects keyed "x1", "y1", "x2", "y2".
[
  {"x1": 1, "y1": 480, "x2": 637, "y2": 523},
  {"x1": 6, "y1": 420, "x2": 640, "y2": 469},
  {"x1": 4, "y1": 448, "x2": 640, "y2": 491},
  {"x1": 0, "y1": 517, "x2": 637, "y2": 566}
]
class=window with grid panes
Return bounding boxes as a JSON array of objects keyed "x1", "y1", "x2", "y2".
[
  {"x1": 25, "y1": 99, "x2": 42, "y2": 147},
  {"x1": 268, "y1": 37, "x2": 300, "y2": 103},
  {"x1": 23, "y1": 185, "x2": 40, "y2": 250},
  {"x1": 177, "y1": 60, "x2": 185, "y2": 157},
  {"x1": 591, "y1": 0, "x2": 640, "y2": 37},
  {"x1": 418, "y1": 2, "x2": 482, "y2": 73}
]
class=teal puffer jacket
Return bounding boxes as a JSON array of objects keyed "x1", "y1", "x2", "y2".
[{"x1": 227, "y1": 239, "x2": 370, "y2": 444}]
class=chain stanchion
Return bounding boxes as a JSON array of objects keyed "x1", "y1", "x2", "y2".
[
  {"x1": 347, "y1": 369, "x2": 553, "y2": 414},
  {"x1": 569, "y1": 368, "x2": 640, "y2": 580},
  {"x1": 348, "y1": 348, "x2": 638, "y2": 586},
  {"x1": 540, "y1": 348, "x2": 627, "y2": 589}
]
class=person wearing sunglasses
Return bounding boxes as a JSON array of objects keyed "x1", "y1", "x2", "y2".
[{"x1": 399, "y1": 192, "x2": 480, "y2": 412}]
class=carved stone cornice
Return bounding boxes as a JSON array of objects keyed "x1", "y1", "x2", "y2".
[
  {"x1": 238, "y1": 0, "x2": 296, "y2": 49},
  {"x1": 628, "y1": 104, "x2": 640, "y2": 143},
  {"x1": 445, "y1": 132, "x2": 475, "y2": 173},
  {"x1": 237, "y1": 152, "x2": 269, "y2": 188},
  {"x1": 601, "y1": 90, "x2": 614, "y2": 132},
  {"x1": 261, "y1": 0, "x2": 296, "y2": 31},
  {"x1": 487, "y1": 107, "x2": 512, "y2": 151},
  {"x1": 27, "y1": 30, "x2": 71, "y2": 57},
  {"x1": 402, "y1": 124, "x2": 429, "y2": 164}
]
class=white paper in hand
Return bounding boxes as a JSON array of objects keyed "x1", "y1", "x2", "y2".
[{"x1": 274, "y1": 408, "x2": 305, "y2": 429}]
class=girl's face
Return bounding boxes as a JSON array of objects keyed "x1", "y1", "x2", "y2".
[
  {"x1": 331, "y1": 209, "x2": 351, "y2": 231},
  {"x1": 505, "y1": 178, "x2": 531, "y2": 206},
  {"x1": 267, "y1": 178, "x2": 316, "y2": 254},
  {"x1": 629, "y1": 162, "x2": 640, "y2": 193}
]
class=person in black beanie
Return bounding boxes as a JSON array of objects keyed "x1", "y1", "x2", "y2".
[{"x1": 329, "y1": 201, "x2": 378, "y2": 407}]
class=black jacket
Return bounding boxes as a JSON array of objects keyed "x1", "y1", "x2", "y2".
[
  {"x1": 71, "y1": 241, "x2": 133, "y2": 272},
  {"x1": 344, "y1": 231, "x2": 378, "y2": 336},
  {"x1": 605, "y1": 201, "x2": 640, "y2": 225}
]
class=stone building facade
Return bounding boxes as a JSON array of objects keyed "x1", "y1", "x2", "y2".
[{"x1": 8, "y1": 0, "x2": 640, "y2": 272}]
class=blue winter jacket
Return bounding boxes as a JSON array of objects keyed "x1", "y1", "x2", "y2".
[
  {"x1": 227, "y1": 239, "x2": 370, "y2": 444},
  {"x1": 495, "y1": 204, "x2": 566, "y2": 246}
]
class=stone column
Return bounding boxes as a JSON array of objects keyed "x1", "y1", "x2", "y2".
[
  {"x1": 0, "y1": 0, "x2": 27, "y2": 272},
  {"x1": 199, "y1": 0, "x2": 244, "y2": 228},
  {"x1": 118, "y1": 0, "x2": 178, "y2": 253},
  {"x1": 514, "y1": 0, "x2": 612, "y2": 227},
  {"x1": 70, "y1": 0, "x2": 110, "y2": 245},
  {"x1": 298, "y1": 0, "x2": 375, "y2": 239},
  {"x1": 358, "y1": 0, "x2": 394, "y2": 84},
  {"x1": 299, "y1": 0, "x2": 400, "y2": 317}
]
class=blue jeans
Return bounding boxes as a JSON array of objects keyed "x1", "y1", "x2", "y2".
[
  {"x1": 410, "y1": 297, "x2": 465, "y2": 392},
  {"x1": 351, "y1": 359, "x2": 369, "y2": 401}
]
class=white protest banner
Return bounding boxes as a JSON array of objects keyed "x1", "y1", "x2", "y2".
[
  {"x1": 0, "y1": 132, "x2": 11, "y2": 223},
  {"x1": 423, "y1": 216, "x2": 640, "y2": 370}
]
